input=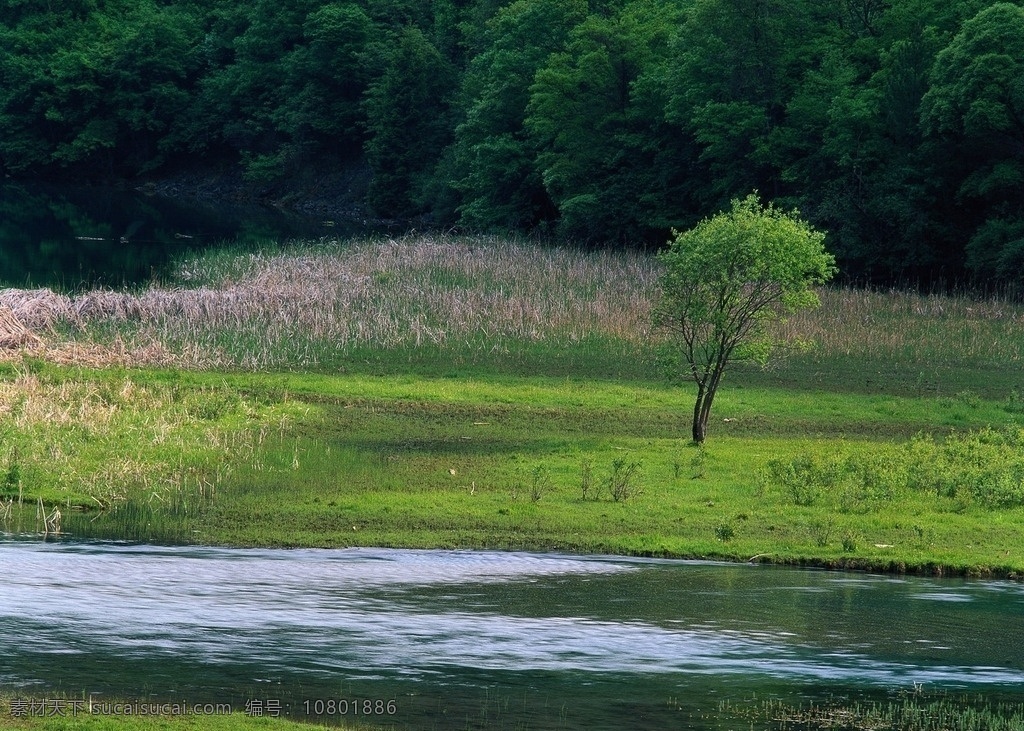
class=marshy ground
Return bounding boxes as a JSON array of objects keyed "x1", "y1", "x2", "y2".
[
  {"x1": 0, "y1": 234, "x2": 1021, "y2": 577},
  {"x1": 2, "y1": 235, "x2": 1024, "y2": 731}
]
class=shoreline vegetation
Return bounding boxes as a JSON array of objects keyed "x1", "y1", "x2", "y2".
[{"x1": 0, "y1": 234, "x2": 1023, "y2": 580}]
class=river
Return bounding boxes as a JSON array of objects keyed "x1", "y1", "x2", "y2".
[{"x1": 1, "y1": 540, "x2": 1022, "y2": 730}]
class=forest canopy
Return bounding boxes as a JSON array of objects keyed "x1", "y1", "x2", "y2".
[{"x1": 1, "y1": 0, "x2": 1021, "y2": 284}]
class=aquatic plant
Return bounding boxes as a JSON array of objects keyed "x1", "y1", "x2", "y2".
[{"x1": 721, "y1": 692, "x2": 1024, "y2": 731}]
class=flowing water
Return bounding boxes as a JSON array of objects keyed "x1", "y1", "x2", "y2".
[{"x1": 1, "y1": 539, "x2": 1022, "y2": 729}]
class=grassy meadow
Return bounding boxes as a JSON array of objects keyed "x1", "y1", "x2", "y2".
[{"x1": 0, "y1": 234, "x2": 1023, "y2": 577}]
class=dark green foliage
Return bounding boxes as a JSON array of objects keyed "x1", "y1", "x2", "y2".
[
  {"x1": 1, "y1": 0, "x2": 1022, "y2": 283},
  {"x1": 922, "y1": 3, "x2": 1024, "y2": 283},
  {"x1": 525, "y1": 1, "x2": 687, "y2": 242},
  {"x1": 363, "y1": 26, "x2": 457, "y2": 216},
  {"x1": 0, "y1": 0, "x2": 203, "y2": 175},
  {"x1": 449, "y1": 0, "x2": 589, "y2": 231}
]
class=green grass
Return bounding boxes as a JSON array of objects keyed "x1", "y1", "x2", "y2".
[
  {"x1": 3, "y1": 362, "x2": 1013, "y2": 578},
  {"x1": 1, "y1": 236, "x2": 1023, "y2": 578},
  {"x1": 719, "y1": 691, "x2": 1024, "y2": 730},
  {"x1": 0, "y1": 698, "x2": 373, "y2": 731}
]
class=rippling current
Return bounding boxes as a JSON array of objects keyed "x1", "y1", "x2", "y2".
[{"x1": 1, "y1": 540, "x2": 1022, "y2": 729}]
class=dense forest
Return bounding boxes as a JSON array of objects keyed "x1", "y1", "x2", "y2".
[{"x1": 1, "y1": 0, "x2": 1022, "y2": 283}]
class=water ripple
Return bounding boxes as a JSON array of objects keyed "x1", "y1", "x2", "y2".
[{"x1": 1, "y1": 540, "x2": 1022, "y2": 699}]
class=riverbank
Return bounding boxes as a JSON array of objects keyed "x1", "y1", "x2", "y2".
[{"x1": 1, "y1": 235, "x2": 1023, "y2": 578}]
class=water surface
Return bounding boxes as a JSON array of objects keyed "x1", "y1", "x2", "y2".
[
  {"x1": 1, "y1": 541, "x2": 1022, "y2": 730},
  {"x1": 0, "y1": 183, "x2": 346, "y2": 289}
]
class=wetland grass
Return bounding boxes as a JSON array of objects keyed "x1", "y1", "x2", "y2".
[
  {"x1": 0, "y1": 364, "x2": 306, "y2": 540},
  {"x1": 0, "y1": 235, "x2": 658, "y2": 372},
  {"x1": 720, "y1": 692, "x2": 1024, "y2": 731},
  {"x1": 2, "y1": 233, "x2": 1023, "y2": 389},
  {"x1": 0, "y1": 236, "x2": 1021, "y2": 573}
]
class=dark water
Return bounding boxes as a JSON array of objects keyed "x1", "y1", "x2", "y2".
[
  {"x1": 0, "y1": 183, "x2": 350, "y2": 289},
  {"x1": 1, "y1": 541, "x2": 1022, "y2": 730}
]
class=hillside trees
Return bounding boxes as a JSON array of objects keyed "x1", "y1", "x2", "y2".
[
  {"x1": 363, "y1": 25, "x2": 457, "y2": 216},
  {"x1": 0, "y1": 0, "x2": 1022, "y2": 286},
  {"x1": 0, "y1": 0, "x2": 202, "y2": 175},
  {"x1": 448, "y1": 0, "x2": 589, "y2": 231},
  {"x1": 922, "y1": 3, "x2": 1024, "y2": 281},
  {"x1": 525, "y1": 0, "x2": 689, "y2": 242},
  {"x1": 666, "y1": 0, "x2": 820, "y2": 210},
  {"x1": 191, "y1": 0, "x2": 376, "y2": 180}
]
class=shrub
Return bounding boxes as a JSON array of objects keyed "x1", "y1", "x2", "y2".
[
  {"x1": 763, "y1": 452, "x2": 842, "y2": 506},
  {"x1": 765, "y1": 426, "x2": 1024, "y2": 511},
  {"x1": 530, "y1": 465, "x2": 552, "y2": 503},
  {"x1": 606, "y1": 459, "x2": 642, "y2": 502}
]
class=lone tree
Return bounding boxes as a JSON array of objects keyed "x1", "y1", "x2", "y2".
[{"x1": 655, "y1": 194, "x2": 836, "y2": 444}]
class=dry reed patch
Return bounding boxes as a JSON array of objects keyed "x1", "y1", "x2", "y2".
[
  {"x1": 0, "y1": 340, "x2": 185, "y2": 369},
  {"x1": 776, "y1": 287, "x2": 1024, "y2": 364},
  {"x1": 165, "y1": 234, "x2": 661, "y2": 347},
  {"x1": 9, "y1": 238, "x2": 1022, "y2": 371},
  {"x1": 0, "y1": 289, "x2": 74, "y2": 331},
  {"x1": 0, "y1": 306, "x2": 43, "y2": 349},
  {"x1": 0, "y1": 235, "x2": 663, "y2": 369}
]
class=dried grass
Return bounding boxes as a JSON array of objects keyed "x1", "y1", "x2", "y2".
[
  {"x1": 1, "y1": 235, "x2": 1021, "y2": 371},
  {"x1": 778, "y1": 287, "x2": 1024, "y2": 365},
  {"x1": 0, "y1": 306, "x2": 43, "y2": 349},
  {"x1": 0, "y1": 289, "x2": 74, "y2": 330},
  {"x1": 0, "y1": 234, "x2": 660, "y2": 369}
]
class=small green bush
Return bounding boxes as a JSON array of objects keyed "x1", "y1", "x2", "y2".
[
  {"x1": 763, "y1": 453, "x2": 842, "y2": 506},
  {"x1": 764, "y1": 426, "x2": 1024, "y2": 511},
  {"x1": 530, "y1": 465, "x2": 552, "y2": 502},
  {"x1": 1003, "y1": 389, "x2": 1024, "y2": 414},
  {"x1": 606, "y1": 459, "x2": 642, "y2": 502},
  {"x1": 714, "y1": 523, "x2": 735, "y2": 541}
]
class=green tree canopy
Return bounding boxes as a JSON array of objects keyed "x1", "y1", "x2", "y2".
[
  {"x1": 656, "y1": 194, "x2": 836, "y2": 444},
  {"x1": 363, "y1": 26, "x2": 457, "y2": 216},
  {"x1": 922, "y1": 2, "x2": 1024, "y2": 281},
  {"x1": 525, "y1": 0, "x2": 685, "y2": 242}
]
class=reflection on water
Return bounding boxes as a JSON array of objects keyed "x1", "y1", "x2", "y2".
[
  {"x1": 1, "y1": 541, "x2": 1022, "y2": 730},
  {"x1": 0, "y1": 183, "x2": 346, "y2": 288}
]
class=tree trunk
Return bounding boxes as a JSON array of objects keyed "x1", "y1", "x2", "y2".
[
  {"x1": 692, "y1": 385, "x2": 708, "y2": 444},
  {"x1": 692, "y1": 378, "x2": 721, "y2": 445}
]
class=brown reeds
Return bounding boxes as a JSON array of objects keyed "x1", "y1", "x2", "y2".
[
  {"x1": 0, "y1": 234, "x2": 662, "y2": 369},
  {"x1": 777, "y1": 286, "x2": 1024, "y2": 365},
  {"x1": 0, "y1": 305, "x2": 43, "y2": 349},
  {"x1": 0, "y1": 235, "x2": 1022, "y2": 371}
]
